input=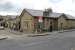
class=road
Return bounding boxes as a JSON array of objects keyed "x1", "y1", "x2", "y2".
[{"x1": 0, "y1": 30, "x2": 75, "y2": 50}]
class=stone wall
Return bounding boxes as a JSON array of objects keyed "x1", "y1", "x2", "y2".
[
  {"x1": 58, "y1": 16, "x2": 67, "y2": 30},
  {"x1": 20, "y1": 10, "x2": 34, "y2": 33}
]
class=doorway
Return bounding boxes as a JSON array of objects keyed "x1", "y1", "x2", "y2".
[
  {"x1": 60, "y1": 23, "x2": 63, "y2": 30},
  {"x1": 49, "y1": 21, "x2": 53, "y2": 32}
]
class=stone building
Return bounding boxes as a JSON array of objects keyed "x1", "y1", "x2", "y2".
[
  {"x1": 18, "y1": 8, "x2": 75, "y2": 33},
  {"x1": 0, "y1": 15, "x2": 6, "y2": 27},
  {"x1": 5, "y1": 15, "x2": 18, "y2": 30}
]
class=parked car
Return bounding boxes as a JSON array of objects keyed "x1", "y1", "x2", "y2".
[{"x1": 0, "y1": 26, "x2": 4, "y2": 30}]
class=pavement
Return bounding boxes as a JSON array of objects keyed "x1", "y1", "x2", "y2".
[
  {"x1": 0, "y1": 35, "x2": 8, "y2": 40},
  {"x1": 0, "y1": 28, "x2": 75, "y2": 40},
  {"x1": 26, "y1": 29, "x2": 75, "y2": 37}
]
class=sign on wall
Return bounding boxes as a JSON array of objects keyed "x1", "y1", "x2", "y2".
[{"x1": 38, "y1": 16, "x2": 43, "y2": 22}]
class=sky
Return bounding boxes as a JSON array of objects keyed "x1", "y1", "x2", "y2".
[{"x1": 0, "y1": 0, "x2": 75, "y2": 16}]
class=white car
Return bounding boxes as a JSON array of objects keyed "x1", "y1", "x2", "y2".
[{"x1": 0, "y1": 26, "x2": 4, "y2": 30}]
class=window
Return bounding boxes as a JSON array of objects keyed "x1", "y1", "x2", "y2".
[{"x1": 43, "y1": 12, "x2": 49, "y2": 17}]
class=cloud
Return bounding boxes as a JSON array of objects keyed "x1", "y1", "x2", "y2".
[
  {"x1": 49, "y1": 0, "x2": 63, "y2": 3},
  {"x1": 0, "y1": 0, "x2": 75, "y2": 16},
  {"x1": 0, "y1": 0, "x2": 50, "y2": 15},
  {"x1": 72, "y1": 0, "x2": 75, "y2": 3},
  {"x1": 0, "y1": 0, "x2": 22, "y2": 15},
  {"x1": 48, "y1": 0, "x2": 75, "y2": 16},
  {"x1": 0, "y1": 2, "x2": 14, "y2": 11}
]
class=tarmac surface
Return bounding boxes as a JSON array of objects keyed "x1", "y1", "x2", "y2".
[{"x1": 0, "y1": 29, "x2": 75, "y2": 50}]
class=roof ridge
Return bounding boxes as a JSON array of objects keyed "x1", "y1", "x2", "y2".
[{"x1": 25, "y1": 8, "x2": 43, "y2": 11}]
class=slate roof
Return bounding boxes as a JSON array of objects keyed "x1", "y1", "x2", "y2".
[
  {"x1": 65, "y1": 14, "x2": 75, "y2": 20},
  {"x1": 48, "y1": 13, "x2": 62, "y2": 18},
  {"x1": 25, "y1": 9, "x2": 75, "y2": 20},
  {"x1": 26, "y1": 9, "x2": 43, "y2": 16}
]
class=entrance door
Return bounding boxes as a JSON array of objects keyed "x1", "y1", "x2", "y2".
[{"x1": 49, "y1": 22, "x2": 52, "y2": 32}]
